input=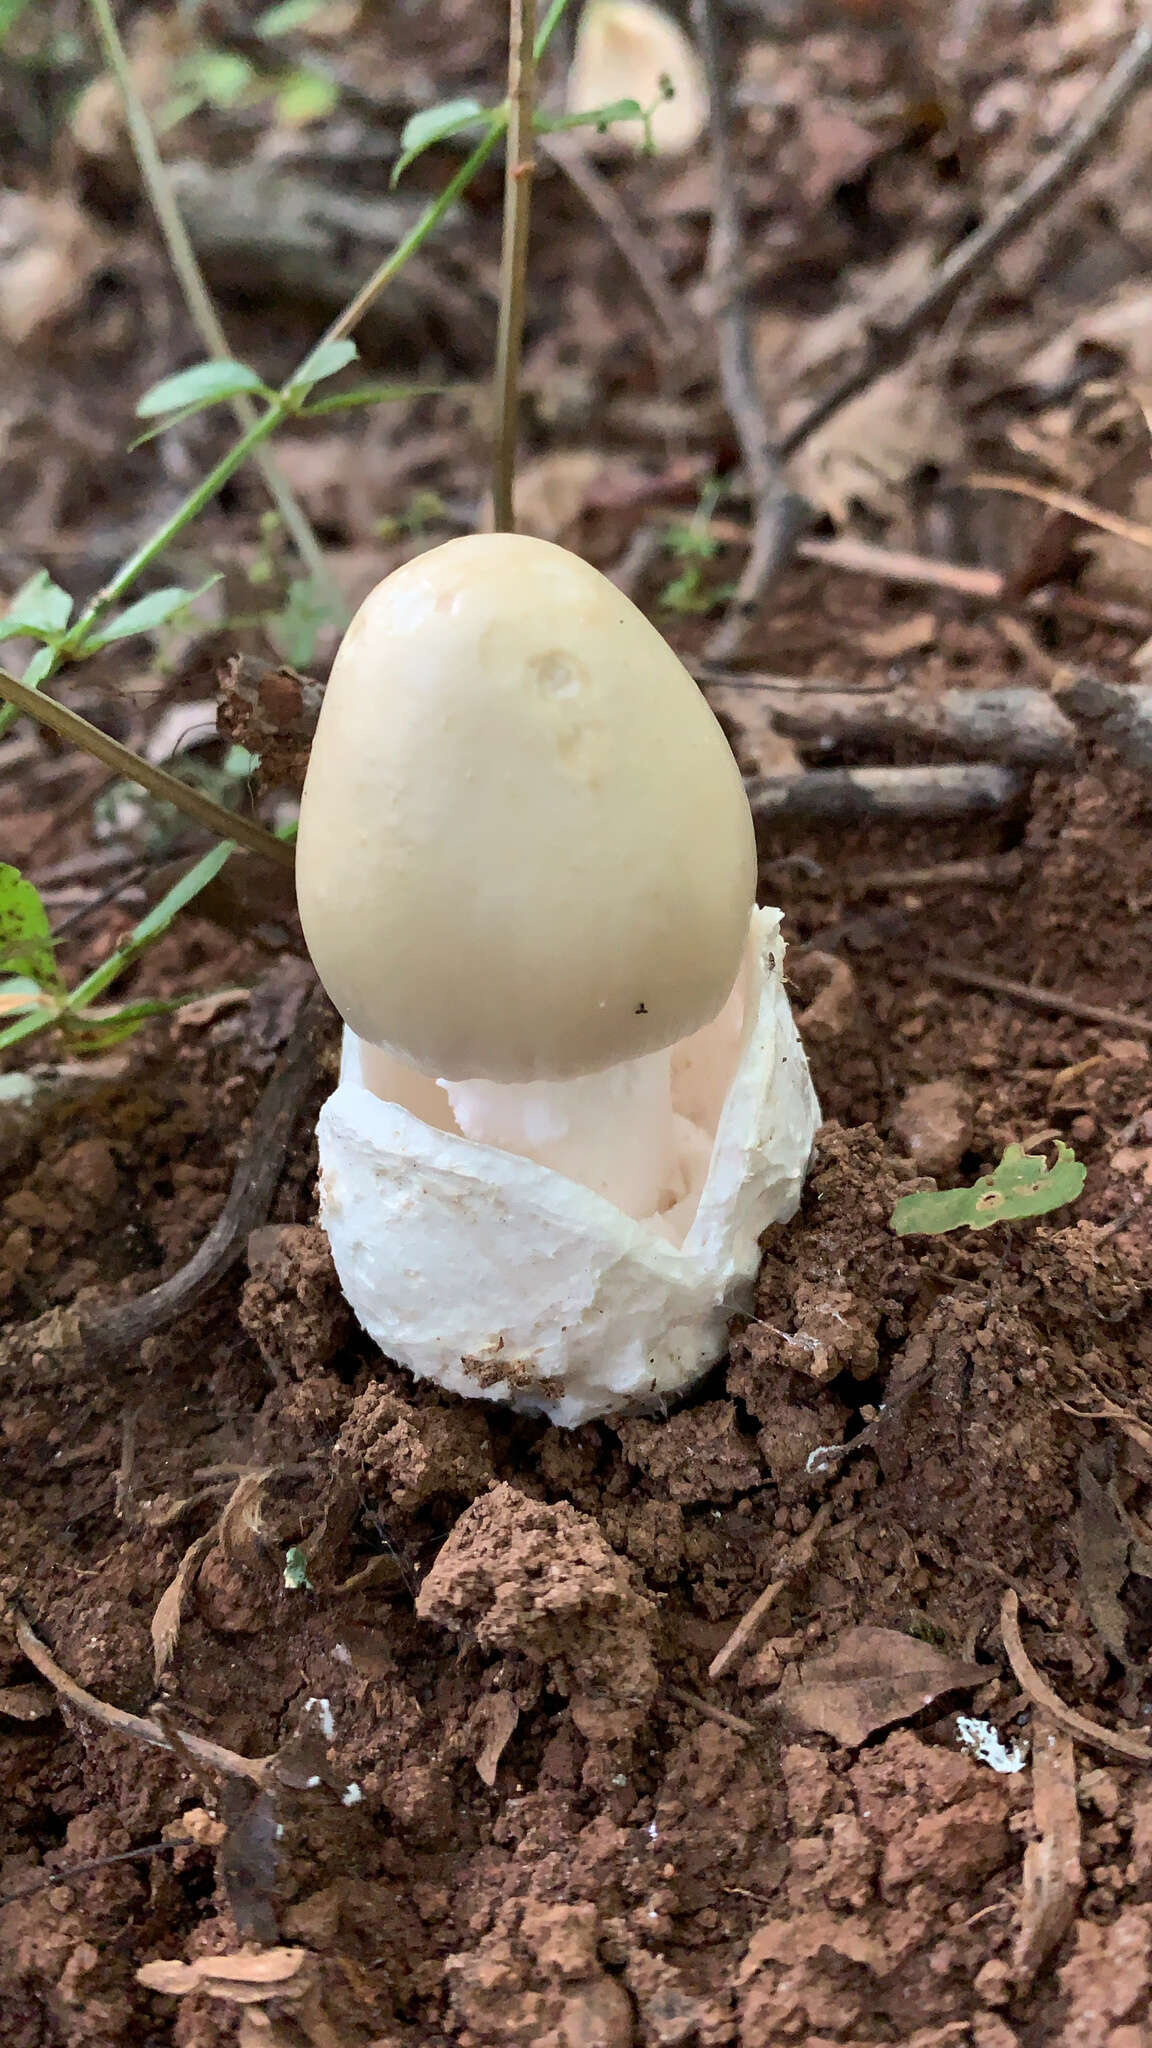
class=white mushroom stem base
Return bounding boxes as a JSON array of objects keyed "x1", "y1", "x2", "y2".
[
  {"x1": 438, "y1": 1049, "x2": 707, "y2": 1231},
  {"x1": 318, "y1": 908, "x2": 820, "y2": 1426}
]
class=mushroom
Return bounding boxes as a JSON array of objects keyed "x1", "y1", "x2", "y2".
[{"x1": 296, "y1": 534, "x2": 818, "y2": 1424}]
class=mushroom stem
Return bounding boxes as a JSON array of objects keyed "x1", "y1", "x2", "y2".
[{"x1": 439, "y1": 1048, "x2": 686, "y2": 1220}]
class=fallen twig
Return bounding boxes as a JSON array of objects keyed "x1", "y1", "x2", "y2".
[
  {"x1": 688, "y1": 0, "x2": 807, "y2": 657},
  {"x1": 666, "y1": 1685, "x2": 755, "y2": 1737},
  {"x1": 1000, "y1": 1589, "x2": 1152, "y2": 1766},
  {"x1": 0, "y1": 1837, "x2": 197, "y2": 1907},
  {"x1": 85, "y1": 983, "x2": 327, "y2": 1358},
  {"x1": 847, "y1": 854, "x2": 1024, "y2": 896},
  {"x1": 782, "y1": 26, "x2": 1152, "y2": 459},
  {"x1": 796, "y1": 535, "x2": 1004, "y2": 598},
  {"x1": 969, "y1": 472, "x2": 1152, "y2": 555},
  {"x1": 0, "y1": 668, "x2": 293, "y2": 870},
  {"x1": 541, "y1": 133, "x2": 685, "y2": 344},
  {"x1": 12, "y1": 1611, "x2": 273, "y2": 1785},
  {"x1": 925, "y1": 961, "x2": 1152, "y2": 1039},
  {"x1": 748, "y1": 763, "x2": 1020, "y2": 821},
  {"x1": 1012, "y1": 1712, "x2": 1083, "y2": 1992},
  {"x1": 708, "y1": 681, "x2": 1076, "y2": 768},
  {"x1": 708, "y1": 1502, "x2": 838, "y2": 1681}
]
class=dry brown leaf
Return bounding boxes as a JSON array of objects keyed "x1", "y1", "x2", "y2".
[
  {"x1": 138, "y1": 1947, "x2": 313, "y2": 2004},
  {"x1": 512, "y1": 450, "x2": 611, "y2": 543},
  {"x1": 785, "y1": 1626, "x2": 987, "y2": 1746},
  {"x1": 858, "y1": 612, "x2": 938, "y2": 659},
  {"x1": 786, "y1": 366, "x2": 963, "y2": 526},
  {"x1": 567, "y1": 0, "x2": 707, "y2": 156},
  {"x1": 218, "y1": 1468, "x2": 276, "y2": 1570},
  {"x1": 0, "y1": 193, "x2": 109, "y2": 347},
  {"x1": 151, "y1": 1528, "x2": 218, "y2": 1684},
  {"x1": 1013, "y1": 1712, "x2": 1083, "y2": 1991},
  {"x1": 1024, "y1": 283, "x2": 1152, "y2": 390},
  {"x1": 1075, "y1": 1451, "x2": 1132, "y2": 1665},
  {"x1": 471, "y1": 1692, "x2": 520, "y2": 1787}
]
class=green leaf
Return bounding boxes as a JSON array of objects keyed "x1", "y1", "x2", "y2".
[
  {"x1": 0, "y1": 864, "x2": 61, "y2": 990},
  {"x1": 80, "y1": 578, "x2": 222, "y2": 651},
  {"x1": 66, "y1": 841, "x2": 235, "y2": 1016},
  {"x1": 890, "y1": 1142, "x2": 1087, "y2": 1237},
  {"x1": 275, "y1": 67, "x2": 339, "y2": 124},
  {"x1": 137, "y1": 360, "x2": 269, "y2": 420},
  {"x1": 283, "y1": 1544, "x2": 312, "y2": 1590},
  {"x1": 536, "y1": 97, "x2": 643, "y2": 135},
  {"x1": 284, "y1": 336, "x2": 358, "y2": 401},
  {"x1": 300, "y1": 379, "x2": 445, "y2": 416},
  {"x1": 62, "y1": 996, "x2": 188, "y2": 1053},
  {"x1": 174, "y1": 48, "x2": 255, "y2": 109},
  {"x1": 22, "y1": 645, "x2": 56, "y2": 687},
  {"x1": 0, "y1": 0, "x2": 33, "y2": 41},
  {"x1": 257, "y1": 0, "x2": 328, "y2": 33},
  {"x1": 392, "y1": 98, "x2": 487, "y2": 185},
  {"x1": 1, "y1": 569, "x2": 73, "y2": 641}
]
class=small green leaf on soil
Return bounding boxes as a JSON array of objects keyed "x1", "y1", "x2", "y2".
[{"x1": 890, "y1": 1141, "x2": 1086, "y2": 1237}]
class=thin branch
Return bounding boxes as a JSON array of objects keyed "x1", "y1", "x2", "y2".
[
  {"x1": 666, "y1": 1685, "x2": 755, "y2": 1737},
  {"x1": 925, "y1": 959, "x2": 1152, "y2": 1038},
  {"x1": 969, "y1": 471, "x2": 1152, "y2": 553},
  {"x1": 12, "y1": 1610, "x2": 273, "y2": 1784},
  {"x1": 492, "y1": 0, "x2": 538, "y2": 531},
  {"x1": 541, "y1": 131, "x2": 686, "y2": 345},
  {"x1": 0, "y1": 1838, "x2": 197, "y2": 1907},
  {"x1": 688, "y1": 0, "x2": 806, "y2": 658},
  {"x1": 85, "y1": 983, "x2": 326, "y2": 1357},
  {"x1": 86, "y1": 0, "x2": 331, "y2": 599},
  {"x1": 1000, "y1": 1590, "x2": 1152, "y2": 1766},
  {"x1": 0, "y1": 668, "x2": 293, "y2": 869},
  {"x1": 783, "y1": 26, "x2": 1152, "y2": 460}
]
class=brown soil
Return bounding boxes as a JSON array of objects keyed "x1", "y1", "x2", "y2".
[
  {"x1": 5, "y1": 3, "x2": 1152, "y2": 2043},
  {"x1": 3, "y1": 733, "x2": 1151, "y2": 2048}
]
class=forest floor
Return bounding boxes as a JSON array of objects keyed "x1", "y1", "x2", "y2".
[{"x1": 3, "y1": 2, "x2": 1152, "y2": 2043}]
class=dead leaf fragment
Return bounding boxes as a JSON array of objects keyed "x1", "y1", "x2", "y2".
[
  {"x1": 151, "y1": 1528, "x2": 218, "y2": 1683},
  {"x1": 471, "y1": 1691, "x2": 520, "y2": 1787},
  {"x1": 0, "y1": 193, "x2": 109, "y2": 346},
  {"x1": 859, "y1": 612, "x2": 938, "y2": 659},
  {"x1": 786, "y1": 366, "x2": 963, "y2": 526},
  {"x1": 1076, "y1": 1451, "x2": 1132, "y2": 1664},
  {"x1": 785, "y1": 1626, "x2": 987, "y2": 1746},
  {"x1": 1013, "y1": 1712, "x2": 1083, "y2": 1992},
  {"x1": 138, "y1": 1947, "x2": 312, "y2": 2004}
]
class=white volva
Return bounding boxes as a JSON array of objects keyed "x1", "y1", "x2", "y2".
[{"x1": 296, "y1": 534, "x2": 819, "y2": 1425}]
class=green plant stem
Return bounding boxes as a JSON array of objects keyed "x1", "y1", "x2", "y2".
[
  {"x1": 0, "y1": 0, "x2": 575, "y2": 745},
  {"x1": 491, "y1": 0, "x2": 538, "y2": 530},
  {"x1": 0, "y1": 669, "x2": 294, "y2": 868},
  {"x1": 85, "y1": 0, "x2": 332, "y2": 600}
]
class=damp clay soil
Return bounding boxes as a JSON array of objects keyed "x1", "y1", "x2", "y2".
[{"x1": 2, "y1": 693, "x2": 1152, "y2": 2048}]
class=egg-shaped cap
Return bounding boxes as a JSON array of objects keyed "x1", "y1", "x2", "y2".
[{"x1": 295, "y1": 534, "x2": 756, "y2": 1083}]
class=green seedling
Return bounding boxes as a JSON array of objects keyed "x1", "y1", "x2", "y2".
[
  {"x1": 0, "y1": 846, "x2": 234, "y2": 1056},
  {"x1": 890, "y1": 1141, "x2": 1086, "y2": 1237},
  {"x1": 658, "y1": 481, "x2": 734, "y2": 615}
]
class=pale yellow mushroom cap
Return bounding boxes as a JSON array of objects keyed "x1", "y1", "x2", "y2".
[
  {"x1": 295, "y1": 534, "x2": 756, "y2": 1083},
  {"x1": 566, "y1": 0, "x2": 708, "y2": 157}
]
